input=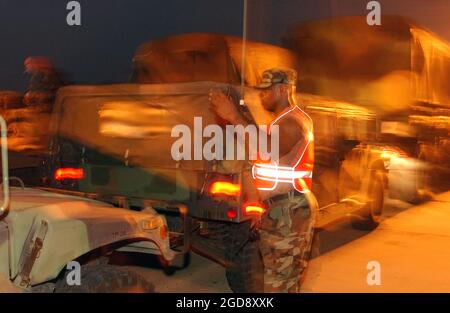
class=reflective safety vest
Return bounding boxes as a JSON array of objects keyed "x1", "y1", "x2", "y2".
[{"x1": 252, "y1": 105, "x2": 314, "y2": 193}]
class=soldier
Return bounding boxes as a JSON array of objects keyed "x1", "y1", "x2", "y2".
[{"x1": 209, "y1": 68, "x2": 316, "y2": 293}]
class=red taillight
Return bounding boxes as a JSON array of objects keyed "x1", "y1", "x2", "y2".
[
  {"x1": 54, "y1": 168, "x2": 84, "y2": 180},
  {"x1": 210, "y1": 181, "x2": 241, "y2": 197},
  {"x1": 244, "y1": 204, "x2": 265, "y2": 216},
  {"x1": 227, "y1": 209, "x2": 237, "y2": 219}
]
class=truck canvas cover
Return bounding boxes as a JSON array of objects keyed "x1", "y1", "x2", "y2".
[
  {"x1": 51, "y1": 82, "x2": 276, "y2": 199},
  {"x1": 132, "y1": 33, "x2": 298, "y2": 88},
  {"x1": 283, "y1": 16, "x2": 450, "y2": 111}
]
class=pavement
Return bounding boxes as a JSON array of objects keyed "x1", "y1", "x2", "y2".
[
  {"x1": 124, "y1": 191, "x2": 450, "y2": 292},
  {"x1": 302, "y1": 191, "x2": 450, "y2": 292}
]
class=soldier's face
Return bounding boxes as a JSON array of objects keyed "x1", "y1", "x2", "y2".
[{"x1": 259, "y1": 85, "x2": 287, "y2": 112}]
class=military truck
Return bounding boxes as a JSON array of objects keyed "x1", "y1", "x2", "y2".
[
  {"x1": 283, "y1": 16, "x2": 450, "y2": 199},
  {"x1": 0, "y1": 115, "x2": 175, "y2": 292},
  {"x1": 39, "y1": 33, "x2": 391, "y2": 292}
]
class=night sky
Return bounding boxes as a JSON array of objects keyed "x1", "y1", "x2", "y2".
[{"x1": 1, "y1": 0, "x2": 449, "y2": 92}]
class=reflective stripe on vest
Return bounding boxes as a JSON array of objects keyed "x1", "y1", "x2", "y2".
[{"x1": 252, "y1": 105, "x2": 314, "y2": 193}]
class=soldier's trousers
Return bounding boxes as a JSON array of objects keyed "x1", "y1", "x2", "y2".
[{"x1": 259, "y1": 193, "x2": 316, "y2": 293}]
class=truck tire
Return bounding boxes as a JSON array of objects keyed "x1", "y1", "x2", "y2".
[
  {"x1": 225, "y1": 221, "x2": 264, "y2": 293},
  {"x1": 351, "y1": 172, "x2": 384, "y2": 231},
  {"x1": 55, "y1": 264, "x2": 154, "y2": 293}
]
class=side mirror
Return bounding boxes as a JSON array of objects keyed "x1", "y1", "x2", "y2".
[{"x1": 0, "y1": 116, "x2": 9, "y2": 218}]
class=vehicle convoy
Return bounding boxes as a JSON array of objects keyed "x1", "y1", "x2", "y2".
[
  {"x1": 39, "y1": 32, "x2": 396, "y2": 292},
  {"x1": 0, "y1": 115, "x2": 175, "y2": 292}
]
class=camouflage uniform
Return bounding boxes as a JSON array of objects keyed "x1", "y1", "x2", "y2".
[
  {"x1": 259, "y1": 192, "x2": 316, "y2": 293},
  {"x1": 255, "y1": 68, "x2": 297, "y2": 89}
]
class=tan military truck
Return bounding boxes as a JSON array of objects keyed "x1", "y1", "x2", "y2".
[{"x1": 0, "y1": 116, "x2": 175, "y2": 292}]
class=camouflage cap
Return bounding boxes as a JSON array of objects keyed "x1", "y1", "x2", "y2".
[{"x1": 256, "y1": 68, "x2": 297, "y2": 89}]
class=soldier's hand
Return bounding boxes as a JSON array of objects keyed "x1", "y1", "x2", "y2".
[{"x1": 208, "y1": 88, "x2": 241, "y2": 124}]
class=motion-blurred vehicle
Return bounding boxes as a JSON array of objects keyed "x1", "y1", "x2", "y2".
[
  {"x1": 0, "y1": 90, "x2": 52, "y2": 186},
  {"x1": 42, "y1": 33, "x2": 390, "y2": 292},
  {"x1": 0, "y1": 115, "x2": 174, "y2": 293},
  {"x1": 0, "y1": 56, "x2": 63, "y2": 188},
  {"x1": 284, "y1": 16, "x2": 450, "y2": 199}
]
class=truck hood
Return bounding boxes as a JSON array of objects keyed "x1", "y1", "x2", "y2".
[
  {"x1": 2, "y1": 187, "x2": 173, "y2": 286},
  {"x1": 6, "y1": 187, "x2": 114, "y2": 214}
]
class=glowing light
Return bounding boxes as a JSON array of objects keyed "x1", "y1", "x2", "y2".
[
  {"x1": 210, "y1": 181, "x2": 241, "y2": 196},
  {"x1": 54, "y1": 168, "x2": 84, "y2": 180},
  {"x1": 141, "y1": 217, "x2": 164, "y2": 230},
  {"x1": 244, "y1": 205, "x2": 265, "y2": 215},
  {"x1": 254, "y1": 165, "x2": 312, "y2": 181},
  {"x1": 227, "y1": 209, "x2": 237, "y2": 219},
  {"x1": 380, "y1": 147, "x2": 405, "y2": 160},
  {"x1": 380, "y1": 151, "x2": 400, "y2": 160}
]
